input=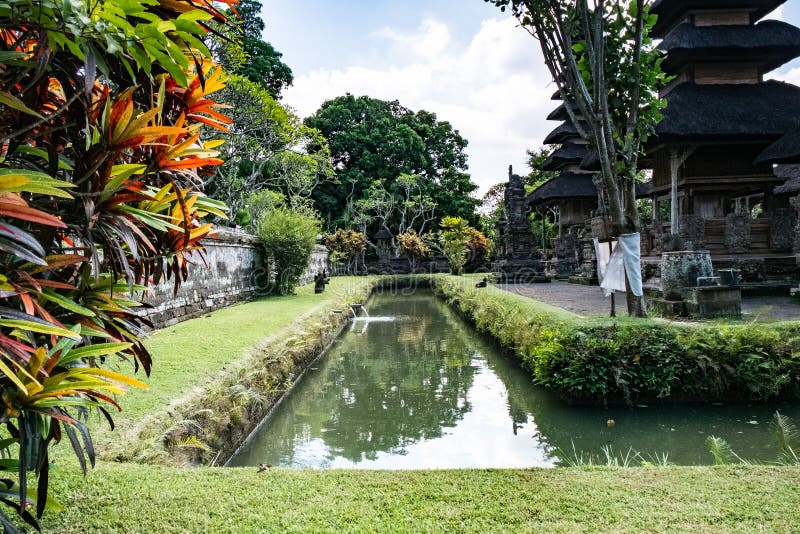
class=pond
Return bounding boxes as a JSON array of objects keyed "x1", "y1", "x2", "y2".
[{"x1": 228, "y1": 289, "x2": 800, "y2": 469}]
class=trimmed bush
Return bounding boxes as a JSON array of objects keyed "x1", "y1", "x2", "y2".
[
  {"x1": 257, "y1": 206, "x2": 321, "y2": 294},
  {"x1": 413, "y1": 275, "x2": 800, "y2": 404}
]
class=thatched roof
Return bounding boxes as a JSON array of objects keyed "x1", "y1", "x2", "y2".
[
  {"x1": 756, "y1": 128, "x2": 800, "y2": 164},
  {"x1": 580, "y1": 149, "x2": 601, "y2": 171},
  {"x1": 539, "y1": 143, "x2": 591, "y2": 171},
  {"x1": 651, "y1": 0, "x2": 786, "y2": 37},
  {"x1": 543, "y1": 121, "x2": 582, "y2": 145},
  {"x1": 773, "y1": 164, "x2": 800, "y2": 194},
  {"x1": 527, "y1": 173, "x2": 652, "y2": 206},
  {"x1": 528, "y1": 173, "x2": 597, "y2": 206},
  {"x1": 653, "y1": 81, "x2": 800, "y2": 144},
  {"x1": 546, "y1": 103, "x2": 568, "y2": 121},
  {"x1": 659, "y1": 21, "x2": 800, "y2": 73}
]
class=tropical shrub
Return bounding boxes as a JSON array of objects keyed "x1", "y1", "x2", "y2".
[
  {"x1": 465, "y1": 227, "x2": 490, "y2": 268},
  {"x1": 439, "y1": 216, "x2": 469, "y2": 275},
  {"x1": 0, "y1": 0, "x2": 231, "y2": 529},
  {"x1": 396, "y1": 230, "x2": 429, "y2": 272},
  {"x1": 257, "y1": 207, "x2": 321, "y2": 294},
  {"x1": 425, "y1": 276, "x2": 800, "y2": 404},
  {"x1": 323, "y1": 229, "x2": 366, "y2": 273}
]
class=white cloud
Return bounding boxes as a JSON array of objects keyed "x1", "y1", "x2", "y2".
[
  {"x1": 282, "y1": 16, "x2": 554, "y2": 195},
  {"x1": 763, "y1": 5, "x2": 783, "y2": 20},
  {"x1": 770, "y1": 66, "x2": 800, "y2": 86}
]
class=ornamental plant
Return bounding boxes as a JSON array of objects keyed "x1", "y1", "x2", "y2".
[
  {"x1": 396, "y1": 229, "x2": 429, "y2": 272},
  {"x1": 0, "y1": 0, "x2": 233, "y2": 529},
  {"x1": 257, "y1": 206, "x2": 321, "y2": 294},
  {"x1": 323, "y1": 229, "x2": 366, "y2": 273},
  {"x1": 439, "y1": 216, "x2": 469, "y2": 275}
]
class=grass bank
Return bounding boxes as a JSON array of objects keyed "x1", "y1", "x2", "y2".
[
  {"x1": 42, "y1": 463, "x2": 800, "y2": 533},
  {"x1": 34, "y1": 274, "x2": 800, "y2": 533},
  {"x1": 395, "y1": 275, "x2": 800, "y2": 404},
  {"x1": 87, "y1": 277, "x2": 372, "y2": 464}
]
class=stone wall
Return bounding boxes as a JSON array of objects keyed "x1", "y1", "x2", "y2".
[
  {"x1": 300, "y1": 245, "x2": 330, "y2": 285},
  {"x1": 142, "y1": 228, "x2": 329, "y2": 329}
]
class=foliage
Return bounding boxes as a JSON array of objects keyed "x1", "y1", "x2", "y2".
[
  {"x1": 323, "y1": 229, "x2": 366, "y2": 272},
  {"x1": 0, "y1": 0, "x2": 234, "y2": 527},
  {"x1": 208, "y1": 74, "x2": 333, "y2": 216},
  {"x1": 525, "y1": 147, "x2": 558, "y2": 193},
  {"x1": 426, "y1": 276, "x2": 800, "y2": 404},
  {"x1": 529, "y1": 212, "x2": 558, "y2": 250},
  {"x1": 243, "y1": 189, "x2": 285, "y2": 232},
  {"x1": 257, "y1": 207, "x2": 321, "y2": 294},
  {"x1": 352, "y1": 174, "x2": 437, "y2": 252},
  {"x1": 396, "y1": 230, "x2": 430, "y2": 271},
  {"x1": 464, "y1": 227, "x2": 490, "y2": 267},
  {"x1": 438, "y1": 217, "x2": 470, "y2": 275},
  {"x1": 305, "y1": 95, "x2": 479, "y2": 231},
  {"x1": 211, "y1": 0, "x2": 293, "y2": 98}
]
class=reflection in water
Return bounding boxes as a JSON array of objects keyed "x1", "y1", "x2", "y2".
[{"x1": 229, "y1": 290, "x2": 800, "y2": 468}]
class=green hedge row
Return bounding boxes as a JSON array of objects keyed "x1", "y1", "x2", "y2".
[{"x1": 396, "y1": 275, "x2": 800, "y2": 404}]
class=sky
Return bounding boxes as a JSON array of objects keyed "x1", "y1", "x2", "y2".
[{"x1": 260, "y1": 1, "x2": 800, "y2": 197}]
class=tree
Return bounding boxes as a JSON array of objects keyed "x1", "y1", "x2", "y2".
[
  {"x1": 525, "y1": 147, "x2": 558, "y2": 192},
  {"x1": 324, "y1": 229, "x2": 367, "y2": 273},
  {"x1": 305, "y1": 95, "x2": 480, "y2": 231},
  {"x1": 211, "y1": 0, "x2": 293, "y2": 98},
  {"x1": 257, "y1": 206, "x2": 322, "y2": 295},
  {"x1": 465, "y1": 227, "x2": 491, "y2": 269},
  {"x1": 208, "y1": 75, "x2": 333, "y2": 216},
  {"x1": 486, "y1": 0, "x2": 667, "y2": 316},
  {"x1": 0, "y1": 0, "x2": 233, "y2": 528}
]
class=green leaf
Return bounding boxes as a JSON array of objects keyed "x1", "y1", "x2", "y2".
[
  {"x1": 0, "y1": 319, "x2": 82, "y2": 339},
  {"x1": 13, "y1": 146, "x2": 74, "y2": 170},
  {"x1": 38, "y1": 289, "x2": 96, "y2": 317},
  {"x1": 0, "y1": 169, "x2": 75, "y2": 198},
  {"x1": 0, "y1": 92, "x2": 43, "y2": 119},
  {"x1": 57, "y1": 342, "x2": 133, "y2": 367}
]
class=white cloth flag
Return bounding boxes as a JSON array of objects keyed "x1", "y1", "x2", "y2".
[
  {"x1": 619, "y1": 232, "x2": 643, "y2": 297},
  {"x1": 593, "y1": 233, "x2": 644, "y2": 298}
]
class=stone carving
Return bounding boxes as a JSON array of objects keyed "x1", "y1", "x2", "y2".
[
  {"x1": 679, "y1": 215, "x2": 705, "y2": 249},
  {"x1": 768, "y1": 208, "x2": 795, "y2": 252},
  {"x1": 493, "y1": 166, "x2": 546, "y2": 283},
  {"x1": 725, "y1": 213, "x2": 751, "y2": 253},
  {"x1": 660, "y1": 250, "x2": 713, "y2": 301}
]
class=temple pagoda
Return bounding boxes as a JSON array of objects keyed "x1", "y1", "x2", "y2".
[{"x1": 642, "y1": 0, "x2": 800, "y2": 284}]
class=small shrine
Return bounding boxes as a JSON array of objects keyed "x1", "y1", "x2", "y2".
[{"x1": 493, "y1": 166, "x2": 547, "y2": 283}]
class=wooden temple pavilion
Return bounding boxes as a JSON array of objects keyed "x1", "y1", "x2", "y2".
[
  {"x1": 526, "y1": 89, "x2": 599, "y2": 278},
  {"x1": 640, "y1": 0, "x2": 800, "y2": 285}
]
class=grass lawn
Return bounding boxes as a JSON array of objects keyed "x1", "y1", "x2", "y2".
[{"x1": 41, "y1": 463, "x2": 800, "y2": 533}]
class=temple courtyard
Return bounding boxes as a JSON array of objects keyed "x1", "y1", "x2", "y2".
[{"x1": 498, "y1": 281, "x2": 800, "y2": 321}]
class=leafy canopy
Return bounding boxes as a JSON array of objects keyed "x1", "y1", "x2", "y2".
[{"x1": 305, "y1": 95, "x2": 480, "y2": 232}]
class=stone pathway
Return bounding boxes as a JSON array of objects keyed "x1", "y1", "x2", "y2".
[{"x1": 497, "y1": 281, "x2": 800, "y2": 321}]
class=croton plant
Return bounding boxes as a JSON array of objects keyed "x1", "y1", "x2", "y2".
[{"x1": 0, "y1": 0, "x2": 234, "y2": 529}]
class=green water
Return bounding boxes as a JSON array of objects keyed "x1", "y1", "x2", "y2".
[{"x1": 228, "y1": 290, "x2": 800, "y2": 468}]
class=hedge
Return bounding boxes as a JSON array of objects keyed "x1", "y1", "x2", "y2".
[{"x1": 381, "y1": 275, "x2": 800, "y2": 404}]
